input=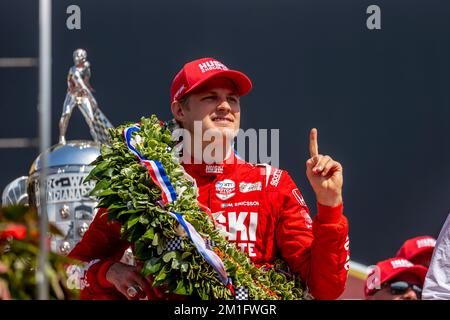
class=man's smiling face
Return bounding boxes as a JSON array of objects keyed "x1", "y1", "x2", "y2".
[{"x1": 174, "y1": 77, "x2": 241, "y2": 138}]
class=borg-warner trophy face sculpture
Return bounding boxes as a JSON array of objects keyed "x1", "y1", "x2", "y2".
[{"x1": 24, "y1": 49, "x2": 114, "y2": 256}]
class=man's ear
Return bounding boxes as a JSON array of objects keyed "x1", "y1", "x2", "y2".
[{"x1": 171, "y1": 100, "x2": 185, "y2": 123}]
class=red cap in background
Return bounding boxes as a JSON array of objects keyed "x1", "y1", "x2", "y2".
[
  {"x1": 364, "y1": 257, "x2": 428, "y2": 297},
  {"x1": 396, "y1": 235, "x2": 436, "y2": 267}
]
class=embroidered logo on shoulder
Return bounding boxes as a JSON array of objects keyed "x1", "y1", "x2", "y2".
[
  {"x1": 292, "y1": 188, "x2": 307, "y2": 207},
  {"x1": 344, "y1": 236, "x2": 350, "y2": 251},
  {"x1": 206, "y1": 165, "x2": 223, "y2": 174},
  {"x1": 303, "y1": 212, "x2": 313, "y2": 229},
  {"x1": 270, "y1": 169, "x2": 283, "y2": 187},
  {"x1": 239, "y1": 181, "x2": 262, "y2": 193},
  {"x1": 215, "y1": 179, "x2": 235, "y2": 200}
]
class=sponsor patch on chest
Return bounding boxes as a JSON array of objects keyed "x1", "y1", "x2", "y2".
[
  {"x1": 205, "y1": 165, "x2": 223, "y2": 174},
  {"x1": 221, "y1": 201, "x2": 260, "y2": 208},
  {"x1": 215, "y1": 179, "x2": 235, "y2": 200},
  {"x1": 214, "y1": 211, "x2": 258, "y2": 257},
  {"x1": 239, "y1": 181, "x2": 262, "y2": 193}
]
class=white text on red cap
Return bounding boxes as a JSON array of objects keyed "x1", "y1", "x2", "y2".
[
  {"x1": 198, "y1": 60, "x2": 229, "y2": 73},
  {"x1": 416, "y1": 238, "x2": 436, "y2": 248},
  {"x1": 391, "y1": 259, "x2": 414, "y2": 269},
  {"x1": 174, "y1": 84, "x2": 186, "y2": 100}
]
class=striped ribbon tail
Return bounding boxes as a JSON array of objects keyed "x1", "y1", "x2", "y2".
[{"x1": 167, "y1": 211, "x2": 228, "y2": 285}]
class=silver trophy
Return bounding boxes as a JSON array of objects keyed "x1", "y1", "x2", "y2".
[
  {"x1": 2, "y1": 176, "x2": 29, "y2": 206},
  {"x1": 1, "y1": 49, "x2": 114, "y2": 256},
  {"x1": 28, "y1": 140, "x2": 102, "y2": 255},
  {"x1": 59, "y1": 49, "x2": 113, "y2": 145}
]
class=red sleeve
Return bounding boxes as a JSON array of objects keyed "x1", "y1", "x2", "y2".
[
  {"x1": 68, "y1": 208, "x2": 130, "y2": 299},
  {"x1": 274, "y1": 172, "x2": 349, "y2": 300}
]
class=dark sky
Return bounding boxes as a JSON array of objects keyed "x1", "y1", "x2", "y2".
[{"x1": 1, "y1": 0, "x2": 449, "y2": 265}]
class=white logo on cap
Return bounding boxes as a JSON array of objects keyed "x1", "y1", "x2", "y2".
[
  {"x1": 174, "y1": 84, "x2": 185, "y2": 100},
  {"x1": 416, "y1": 238, "x2": 436, "y2": 248},
  {"x1": 198, "y1": 60, "x2": 229, "y2": 73},
  {"x1": 390, "y1": 259, "x2": 413, "y2": 269}
]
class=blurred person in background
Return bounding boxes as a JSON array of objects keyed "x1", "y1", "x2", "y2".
[
  {"x1": 396, "y1": 235, "x2": 436, "y2": 267},
  {"x1": 365, "y1": 257, "x2": 427, "y2": 300},
  {"x1": 422, "y1": 214, "x2": 450, "y2": 299}
]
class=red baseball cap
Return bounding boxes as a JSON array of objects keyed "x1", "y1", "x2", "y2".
[
  {"x1": 364, "y1": 257, "x2": 428, "y2": 297},
  {"x1": 170, "y1": 57, "x2": 253, "y2": 102},
  {"x1": 396, "y1": 236, "x2": 436, "y2": 266}
]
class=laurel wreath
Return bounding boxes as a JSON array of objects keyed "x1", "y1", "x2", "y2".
[{"x1": 85, "y1": 115, "x2": 305, "y2": 300}]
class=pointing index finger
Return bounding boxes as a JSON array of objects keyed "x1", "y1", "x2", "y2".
[{"x1": 309, "y1": 128, "x2": 319, "y2": 158}]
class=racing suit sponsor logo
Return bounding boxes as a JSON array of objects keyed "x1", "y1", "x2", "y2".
[
  {"x1": 344, "y1": 236, "x2": 350, "y2": 251},
  {"x1": 292, "y1": 188, "x2": 307, "y2": 206},
  {"x1": 344, "y1": 236, "x2": 350, "y2": 271},
  {"x1": 215, "y1": 211, "x2": 258, "y2": 257},
  {"x1": 234, "y1": 201, "x2": 259, "y2": 207},
  {"x1": 221, "y1": 201, "x2": 260, "y2": 208},
  {"x1": 270, "y1": 169, "x2": 283, "y2": 187},
  {"x1": 215, "y1": 179, "x2": 235, "y2": 200},
  {"x1": 239, "y1": 182, "x2": 262, "y2": 193},
  {"x1": 205, "y1": 165, "x2": 224, "y2": 174},
  {"x1": 344, "y1": 258, "x2": 350, "y2": 271},
  {"x1": 292, "y1": 188, "x2": 312, "y2": 229},
  {"x1": 293, "y1": 188, "x2": 311, "y2": 228},
  {"x1": 303, "y1": 212, "x2": 313, "y2": 229}
]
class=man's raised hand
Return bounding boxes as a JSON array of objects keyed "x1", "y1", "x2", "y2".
[{"x1": 305, "y1": 128, "x2": 343, "y2": 207}]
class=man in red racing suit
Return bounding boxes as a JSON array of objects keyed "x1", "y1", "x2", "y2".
[{"x1": 69, "y1": 57, "x2": 350, "y2": 300}]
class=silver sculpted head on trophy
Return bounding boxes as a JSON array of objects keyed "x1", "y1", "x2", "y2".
[
  {"x1": 1, "y1": 49, "x2": 114, "y2": 256},
  {"x1": 73, "y1": 48, "x2": 87, "y2": 65}
]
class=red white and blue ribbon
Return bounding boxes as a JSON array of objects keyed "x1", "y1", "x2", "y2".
[
  {"x1": 123, "y1": 124, "x2": 231, "y2": 287},
  {"x1": 167, "y1": 211, "x2": 229, "y2": 285},
  {"x1": 124, "y1": 126, "x2": 177, "y2": 204}
]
